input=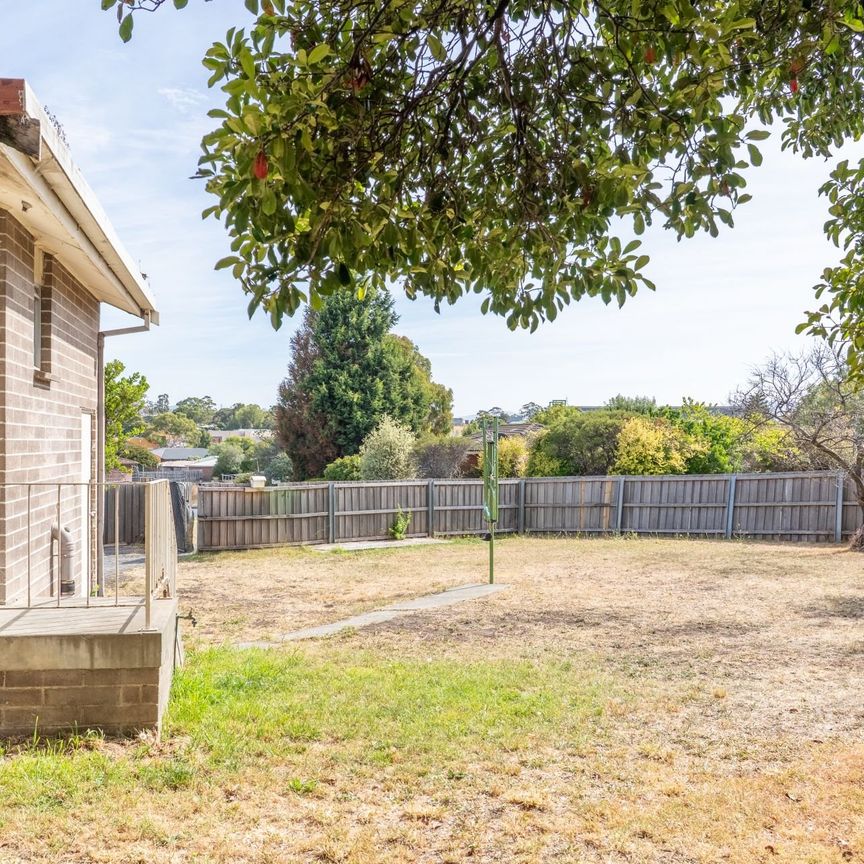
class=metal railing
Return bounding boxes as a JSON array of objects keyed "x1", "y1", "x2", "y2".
[{"x1": 2, "y1": 479, "x2": 177, "y2": 630}]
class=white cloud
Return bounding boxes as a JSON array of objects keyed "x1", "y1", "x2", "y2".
[{"x1": 158, "y1": 87, "x2": 207, "y2": 114}]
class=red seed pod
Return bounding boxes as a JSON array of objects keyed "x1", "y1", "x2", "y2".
[
  {"x1": 253, "y1": 150, "x2": 269, "y2": 180},
  {"x1": 645, "y1": 46, "x2": 657, "y2": 64},
  {"x1": 790, "y1": 77, "x2": 799, "y2": 94}
]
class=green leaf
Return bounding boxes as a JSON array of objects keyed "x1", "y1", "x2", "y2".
[
  {"x1": 239, "y1": 49, "x2": 256, "y2": 80},
  {"x1": 101, "y1": 0, "x2": 117, "y2": 9},
  {"x1": 307, "y1": 43, "x2": 331, "y2": 65},
  {"x1": 173, "y1": 0, "x2": 189, "y2": 8},
  {"x1": 428, "y1": 34, "x2": 446, "y2": 62},
  {"x1": 746, "y1": 129, "x2": 770, "y2": 141},
  {"x1": 747, "y1": 143, "x2": 763, "y2": 166},
  {"x1": 118, "y1": 13, "x2": 134, "y2": 42},
  {"x1": 215, "y1": 256, "x2": 241, "y2": 270},
  {"x1": 244, "y1": 0, "x2": 259, "y2": 13}
]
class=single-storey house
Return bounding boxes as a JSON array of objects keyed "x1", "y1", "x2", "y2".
[
  {"x1": 0, "y1": 78, "x2": 179, "y2": 737},
  {"x1": 152, "y1": 446, "x2": 210, "y2": 463},
  {"x1": 207, "y1": 428, "x2": 272, "y2": 444}
]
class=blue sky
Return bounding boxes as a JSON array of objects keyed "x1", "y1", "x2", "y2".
[{"x1": 2, "y1": 3, "x2": 860, "y2": 416}]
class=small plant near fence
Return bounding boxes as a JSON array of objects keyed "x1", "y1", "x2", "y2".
[{"x1": 390, "y1": 507, "x2": 411, "y2": 540}]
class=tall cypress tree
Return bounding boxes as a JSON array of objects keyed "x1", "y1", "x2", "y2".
[
  {"x1": 306, "y1": 288, "x2": 424, "y2": 454},
  {"x1": 275, "y1": 288, "x2": 452, "y2": 477}
]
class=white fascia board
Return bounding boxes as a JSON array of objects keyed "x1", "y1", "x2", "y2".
[{"x1": 0, "y1": 81, "x2": 159, "y2": 323}]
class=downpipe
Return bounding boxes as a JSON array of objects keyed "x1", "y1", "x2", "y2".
[
  {"x1": 96, "y1": 312, "x2": 151, "y2": 596},
  {"x1": 51, "y1": 524, "x2": 77, "y2": 597}
]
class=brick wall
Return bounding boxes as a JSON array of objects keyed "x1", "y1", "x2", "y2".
[
  {"x1": 0, "y1": 209, "x2": 99, "y2": 604},
  {"x1": 0, "y1": 667, "x2": 161, "y2": 734}
]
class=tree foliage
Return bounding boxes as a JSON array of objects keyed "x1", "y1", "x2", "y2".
[
  {"x1": 213, "y1": 402, "x2": 273, "y2": 429},
  {"x1": 104, "y1": 359, "x2": 149, "y2": 471},
  {"x1": 612, "y1": 415, "x2": 700, "y2": 474},
  {"x1": 274, "y1": 309, "x2": 339, "y2": 479},
  {"x1": 307, "y1": 288, "x2": 430, "y2": 453},
  {"x1": 359, "y1": 416, "x2": 417, "y2": 480},
  {"x1": 146, "y1": 411, "x2": 200, "y2": 447},
  {"x1": 528, "y1": 410, "x2": 628, "y2": 476},
  {"x1": 212, "y1": 442, "x2": 245, "y2": 476},
  {"x1": 103, "y1": 0, "x2": 864, "y2": 363},
  {"x1": 660, "y1": 400, "x2": 744, "y2": 472},
  {"x1": 606, "y1": 394, "x2": 657, "y2": 415},
  {"x1": 323, "y1": 454, "x2": 362, "y2": 480},
  {"x1": 174, "y1": 395, "x2": 217, "y2": 426}
]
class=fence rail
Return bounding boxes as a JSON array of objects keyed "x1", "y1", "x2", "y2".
[{"x1": 197, "y1": 470, "x2": 859, "y2": 551}]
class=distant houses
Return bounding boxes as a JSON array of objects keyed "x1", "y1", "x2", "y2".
[{"x1": 207, "y1": 428, "x2": 273, "y2": 444}]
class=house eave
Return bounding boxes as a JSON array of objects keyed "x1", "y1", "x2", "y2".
[{"x1": 0, "y1": 79, "x2": 158, "y2": 323}]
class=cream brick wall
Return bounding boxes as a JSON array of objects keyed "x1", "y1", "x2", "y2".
[{"x1": 0, "y1": 209, "x2": 98, "y2": 604}]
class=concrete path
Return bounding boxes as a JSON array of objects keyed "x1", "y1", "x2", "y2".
[
  {"x1": 312, "y1": 537, "x2": 450, "y2": 553},
  {"x1": 238, "y1": 582, "x2": 509, "y2": 648}
]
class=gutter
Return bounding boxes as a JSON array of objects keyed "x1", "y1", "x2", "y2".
[{"x1": 0, "y1": 78, "x2": 159, "y2": 321}]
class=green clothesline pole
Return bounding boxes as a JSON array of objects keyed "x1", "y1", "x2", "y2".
[{"x1": 482, "y1": 416, "x2": 499, "y2": 585}]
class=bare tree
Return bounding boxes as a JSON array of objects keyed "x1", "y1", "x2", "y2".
[{"x1": 734, "y1": 345, "x2": 864, "y2": 549}]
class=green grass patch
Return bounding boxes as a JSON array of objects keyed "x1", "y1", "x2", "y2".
[
  {"x1": 0, "y1": 646, "x2": 613, "y2": 815},
  {"x1": 166, "y1": 647, "x2": 609, "y2": 769}
]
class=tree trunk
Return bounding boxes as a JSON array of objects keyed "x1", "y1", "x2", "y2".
[{"x1": 849, "y1": 501, "x2": 864, "y2": 551}]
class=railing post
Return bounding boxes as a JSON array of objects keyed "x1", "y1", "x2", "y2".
[
  {"x1": 518, "y1": 478, "x2": 526, "y2": 534},
  {"x1": 144, "y1": 481, "x2": 153, "y2": 631},
  {"x1": 26, "y1": 486, "x2": 31, "y2": 608},
  {"x1": 835, "y1": 472, "x2": 845, "y2": 543},
  {"x1": 328, "y1": 482, "x2": 336, "y2": 544},
  {"x1": 615, "y1": 476, "x2": 625, "y2": 534},
  {"x1": 724, "y1": 474, "x2": 737, "y2": 539},
  {"x1": 427, "y1": 479, "x2": 435, "y2": 538}
]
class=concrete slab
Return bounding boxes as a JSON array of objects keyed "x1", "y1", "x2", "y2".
[
  {"x1": 238, "y1": 583, "x2": 509, "y2": 647},
  {"x1": 0, "y1": 597, "x2": 175, "y2": 637},
  {"x1": 313, "y1": 537, "x2": 451, "y2": 553}
]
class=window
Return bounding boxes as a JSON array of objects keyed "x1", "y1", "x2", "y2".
[
  {"x1": 32, "y1": 284, "x2": 41, "y2": 369},
  {"x1": 32, "y1": 249, "x2": 52, "y2": 381}
]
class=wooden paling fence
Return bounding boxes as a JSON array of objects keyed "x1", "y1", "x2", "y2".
[
  {"x1": 197, "y1": 471, "x2": 859, "y2": 551},
  {"x1": 104, "y1": 482, "x2": 193, "y2": 552}
]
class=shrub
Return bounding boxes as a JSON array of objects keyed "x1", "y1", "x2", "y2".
[
  {"x1": 323, "y1": 455, "x2": 362, "y2": 481},
  {"x1": 119, "y1": 443, "x2": 159, "y2": 469},
  {"x1": 213, "y1": 442, "x2": 245, "y2": 477},
  {"x1": 389, "y1": 507, "x2": 412, "y2": 540},
  {"x1": 359, "y1": 417, "x2": 417, "y2": 480},
  {"x1": 479, "y1": 435, "x2": 529, "y2": 478},
  {"x1": 612, "y1": 416, "x2": 703, "y2": 475},
  {"x1": 233, "y1": 472, "x2": 252, "y2": 485},
  {"x1": 414, "y1": 437, "x2": 470, "y2": 478},
  {"x1": 527, "y1": 411, "x2": 627, "y2": 476},
  {"x1": 266, "y1": 453, "x2": 294, "y2": 483}
]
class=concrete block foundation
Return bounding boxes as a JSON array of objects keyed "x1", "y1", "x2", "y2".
[{"x1": 0, "y1": 598, "x2": 180, "y2": 737}]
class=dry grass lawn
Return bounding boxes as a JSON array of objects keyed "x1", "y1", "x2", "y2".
[{"x1": 2, "y1": 536, "x2": 863, "y2": 863}]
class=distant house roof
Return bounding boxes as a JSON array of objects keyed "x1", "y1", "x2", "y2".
[
  {"x1": 466, "y1": 422, "x2": 543, "y2": 453},
  {"x1": 152, "y1": 447, "x2": 210, "y2": 462},
  {"x1": 159, "y1": 456, "x2": 218, "y2": 469}
]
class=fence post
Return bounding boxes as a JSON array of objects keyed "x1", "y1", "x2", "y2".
[
  {"x1": 518, "y1": 478, "x2": 526, "y2": 534},
  {"x1": 615, "y1": 476, "x2": 625, "y2": 534},
  {"x1": 427, "y1": 479, "x2": 435, "y2": 538},
  {"x1": 724, "y1": 474, "x2": 737, "y2": 539},
  {"x1": 328, "y1": 482, "x2": 336, "y2": 544},
  {"x1": 835, "y1": 472, "x2": 845, "y2": 543}
]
